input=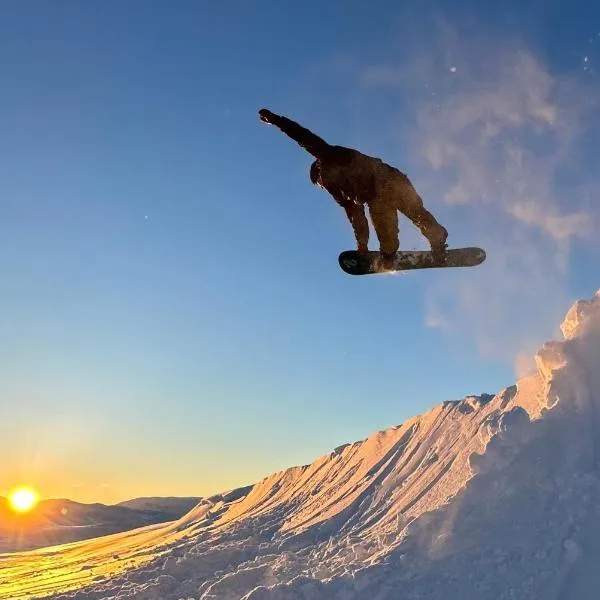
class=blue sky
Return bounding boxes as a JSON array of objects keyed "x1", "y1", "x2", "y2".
[{"x1": 1, "y1": 0, "x2": 599, "y2": 503}]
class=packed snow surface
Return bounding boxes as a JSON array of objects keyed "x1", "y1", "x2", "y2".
[{"x1": 3, "y1": 290, "x2": 600, "y2": 600}]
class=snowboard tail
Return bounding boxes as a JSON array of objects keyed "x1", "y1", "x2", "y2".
[{"x1": 338, "y1": 247, "x2": 486, "y2": 276}]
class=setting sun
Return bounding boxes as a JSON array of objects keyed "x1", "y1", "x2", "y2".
[{"x1": 8, "y1": 487, "x2": 40, "y2": 513}]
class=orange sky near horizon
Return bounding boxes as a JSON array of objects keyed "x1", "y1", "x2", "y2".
[
  {"x1": 1, "y1": 407, "x2": 272, "y2": 504},
  {"x1": 0, "y1": 451, "x2": 260, "y2": 505},
  {"x1": 1, "y1": 470, "x2": 234, "y2": 505},
  {"x1": 1, "y1": 474, "x2": 201, "y2": 505}
]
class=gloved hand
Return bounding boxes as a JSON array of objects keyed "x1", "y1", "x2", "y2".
[{"x1": 259, "y1": 108, "x2": 277, "y2": 123}]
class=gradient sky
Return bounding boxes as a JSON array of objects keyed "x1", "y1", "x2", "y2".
[{"x1": 2, "y1": 0, "x2": 599, "y2": 504}]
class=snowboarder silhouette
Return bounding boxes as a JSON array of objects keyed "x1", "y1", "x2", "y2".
[{"x1": 259, "y1": 108, "x2": 449, "y2": 267}]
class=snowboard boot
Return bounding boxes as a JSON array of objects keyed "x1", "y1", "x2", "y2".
[
  {"x1": 379, "y1": 251, "x2": 397, "y2": 271},
  {"x1": 427, "y1": 225, "x2": 448, "y2": 263}
]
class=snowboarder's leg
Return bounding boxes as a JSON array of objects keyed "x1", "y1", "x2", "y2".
[
  {"x1": 369, "y1": 200, "x2": 399, "y2": 269},
  {"x1": 391, "y1": 178, "x2": 448, "y2": 259}
]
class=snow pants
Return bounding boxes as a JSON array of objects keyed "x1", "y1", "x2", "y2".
[{"x1": 368, "y1": 173, "x2": 445, "y2": 255}]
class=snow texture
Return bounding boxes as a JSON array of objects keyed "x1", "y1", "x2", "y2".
[{"x1": 3, "y1": 289, "x2": 600, "y2": 600}]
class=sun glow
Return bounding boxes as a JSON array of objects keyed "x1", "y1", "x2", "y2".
[{"x1": 8, "y1": 486, "x2": 40, "y2": 513}]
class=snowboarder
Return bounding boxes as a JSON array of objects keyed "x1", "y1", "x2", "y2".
[{"x1": 259, "y1": 108, "x2": 449, "y2": 266}]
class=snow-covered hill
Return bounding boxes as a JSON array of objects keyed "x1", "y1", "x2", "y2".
[{"x1": 3, "y1": 290, "x2": 600, "y2": 600}]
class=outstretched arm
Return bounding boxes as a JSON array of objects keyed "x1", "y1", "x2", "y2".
[
  {"x1": 343, "y1": 202, "x2": 369, "y2": 253},
  {"x1": 259, "y1": 109, "x2": 330, "y2": 158}
]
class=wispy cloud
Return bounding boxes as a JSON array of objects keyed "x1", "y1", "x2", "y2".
[{"x1": 362, "y1": 22, "x2": 600, "y2": 369}]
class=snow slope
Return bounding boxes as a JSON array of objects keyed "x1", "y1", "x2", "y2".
[{"x1": 3, "y1": 290, "x2": 600, "y2": 600}]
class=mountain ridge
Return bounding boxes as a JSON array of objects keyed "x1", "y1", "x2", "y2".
[{"x1": 0, "y1": 496, "x2": 200, "y2": 553}]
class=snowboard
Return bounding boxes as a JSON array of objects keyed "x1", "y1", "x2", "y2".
[{"x1": 338, "y1": 247, "x2": 486, "y2": 276}]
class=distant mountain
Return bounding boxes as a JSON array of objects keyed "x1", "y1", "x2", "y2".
[
  {"x1": 0, "y1": 496, "x2": 199, "y2": 553},
  {"x1": 116, "y1": 496, "x2": 200, "y2": 517}
]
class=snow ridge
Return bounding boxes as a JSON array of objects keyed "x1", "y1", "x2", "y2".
[{"x1": 3, "y1": 290, "x2": 600, "y2": 600}]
